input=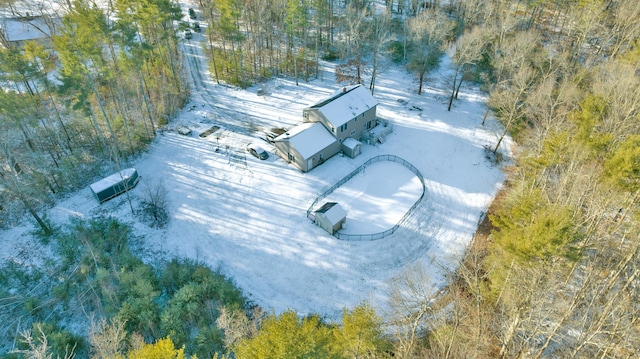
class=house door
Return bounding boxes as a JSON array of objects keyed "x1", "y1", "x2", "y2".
[
  {"x1": 307, "y1": 158, "x2": 313, "y2": 170},
  {"x1": 354, "y1": 144, "x2": 360, "y2": 157}
]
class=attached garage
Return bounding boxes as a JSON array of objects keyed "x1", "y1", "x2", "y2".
[
  {"x1": 90, "y1": 168, "x2": 140, "y2": 203},
  {"x1": 273, "y1": 122, "x2": 340, "y2": 172}
]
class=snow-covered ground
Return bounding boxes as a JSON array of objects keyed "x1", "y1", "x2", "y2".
[
  {"x1": 317, "y1": 160, "x2": 424, "y2": 236},
  {"x1": 0, "y1": 11, "x2": 510, "y2": 320}
]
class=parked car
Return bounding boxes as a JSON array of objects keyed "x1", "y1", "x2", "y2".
[
  {"x1": 247, "y1": 143, "x2": 269, "y2": 160},
  {"x1": 188, "y1": 8, "x2": 196, "y2": 19},
  {"x1": 193, "y1": 22, "x2": 201, "y2": 32},
  {"x1": 184, "y1": 28, "x2": 192, "y2": 39}
]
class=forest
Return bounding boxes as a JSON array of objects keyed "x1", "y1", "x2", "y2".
[{"x1": 1, "y1": 0, "x2": 639, "y2": 357}]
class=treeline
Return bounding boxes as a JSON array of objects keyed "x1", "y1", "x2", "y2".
[
  {"x1": 390, "y1": 0, "x2": 640, "y2": 358},
  {"x1": 0, "y1": 0, "x2": 188, "y2": 231},
  {"x1": 0, "y1": 217, "x2": 246, "y2": 358}
]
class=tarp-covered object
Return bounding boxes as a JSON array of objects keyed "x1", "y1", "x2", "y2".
[{"x1": 90, "y1": 168, "x2": 140, "y2": 203}]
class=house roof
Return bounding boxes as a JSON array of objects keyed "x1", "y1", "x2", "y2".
[
  {"x1": 1, "y1": 17, "x2": 59, "y2": 43},
  {"x1": 315, "y1": 202, "x2": 347, "y2": 225},
  {"x1": 274, "y1": 122, "x2": 337, "y2": 159},
  {"x1": 307, "y1": 85, "x2": 378, "y2": 128}
]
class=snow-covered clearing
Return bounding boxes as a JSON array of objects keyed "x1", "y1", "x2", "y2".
[{"x1": 0, "y1": 14, "x2": 510, "y2": 320}]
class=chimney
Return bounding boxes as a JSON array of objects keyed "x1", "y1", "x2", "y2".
[{"x1": 343, "y1": 87, "x2": 346, "y2": 93}]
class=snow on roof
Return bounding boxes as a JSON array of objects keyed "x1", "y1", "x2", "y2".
[
  {"x1": 89, "y1": 168, "x2": 137, "y2": 193},
  {"x1": 342, "y1": 137, "x2": 360, "y2": 150},
  {"x1": 274, "y1": 122, "x2": 337, "y2": 159},
  {"x1": 1, "y1": 17, "x2": 58, "y2": 42},
  {"x1": 247, "y1": 143, "x2": 266, "y2": 153},
  {"x1": 308, "y1": 85, "x2": 378, "y2": 128},
  {"x1": 315, "y1": 202, "x2": 346, "y2": 225}
]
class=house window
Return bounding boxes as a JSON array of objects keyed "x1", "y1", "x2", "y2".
[
  {"x1": 288, "y1": 153, "x2": 294, "y2": 161},
  {"x1": 350, "y1": 130, "x2": 356, "y2": 136},
  {"x1": 303, "y1": 112, "x2": 309, "y2": 120},
  {"x1": 366, "y1": 120, "x2": 372, "y2": 130},
  {"x1": 339, "y1": 123, "x2": 348, "y2": 132}
]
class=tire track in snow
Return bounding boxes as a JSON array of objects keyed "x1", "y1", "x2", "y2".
[{"x1": 181, "y1": 38, "x2": 260, "y2": 136}]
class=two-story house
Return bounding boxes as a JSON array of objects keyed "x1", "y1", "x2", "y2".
[
  {"x1": 302, "y1": 85, "x2": 378, "y2": 143},
  {"x1": 273, "y1": 84, "x2": 380, "y2": 172}
]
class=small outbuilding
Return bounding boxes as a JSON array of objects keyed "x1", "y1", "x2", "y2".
[
  {"x1": 314, "y1": 202, "x2": 347, "y2": 235},
  {"x1": 89, "y1": 168, "x2": 140, "y2": 203},
  {"x1": 341, "y1": 137, "x2": 362, "y2": 159}
]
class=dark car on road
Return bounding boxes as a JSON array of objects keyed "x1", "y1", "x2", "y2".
[
  {"x1": 184, "y1": 28, "x2": 192, "y2": 39},
  {"x1": 193, "y1": 22, "x2": 201, "y2": 32},
  {"x1": 188, "y1": 8, "x2": 196, "y2": 19}
]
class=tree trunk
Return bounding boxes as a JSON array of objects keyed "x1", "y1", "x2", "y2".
[
  {"x1": 447, "y1": 67, "x2": 459, "y2": 111},
  {"x1": 27, "y1": 205, "x2": 52, "y2": 235},
  {"x1": 138, "y1": 72, "x2": 156, "y2": 136}
]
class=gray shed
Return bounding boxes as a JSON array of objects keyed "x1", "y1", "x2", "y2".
[
  {"x1": 314, "y1": 202, "x2": 347, "y2": 235},
  {"x1": 89, "y1": 168, "x2": 140, "y2": 203},
  {"x1": 341, "y1": 137, "x2": 361, "y2": 158}
]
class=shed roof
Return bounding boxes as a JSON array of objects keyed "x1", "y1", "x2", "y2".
[
  {"x1": 342, "y1": 137, "x2": 360, "y2": 150},
  {"x1": 89, "y1": 168, "x2": 137, "y2": 194},
  {"x1": 315, "y1": 202, "x2": 347, "y2": 226},
  {"x1": 307, "y1": 85, "x2": 378, "y2": 128},
  {"x1": 274, "y1": 122, "x2": 337, "y2": 159}
]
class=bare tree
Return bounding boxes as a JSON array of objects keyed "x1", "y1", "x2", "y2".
[
  {"x1": 446, "y1": 26, "x2": 484, "y2": 111},
  {"x1": 12, "y1": 325, "x2": 75, "y2": 359},
  {"x1": 406, "y1": 9, "x2": 453, "y2": 95},
  {"x1": 0, "y1": 137, "x2": 52, "y2": 235},
  {"x1": 336, "y1": 4, "x2": 368, "y2": 85},
  {"x1": 216, "y1": 306, "x2": 260, "y2": 351},
  {"x1": 605, "y1": 0, "x2": 640, "y2": 59},
  {"x1": 367, "y1": 10, "x2": 392, "y2": 94},
  {"x1": 89, "y1": 317, "x2": 127, "y2": 359},
  {"x1": 139, "y1": 178, "x2": 169, "y2": 228},
  {"x1": 386, "y1": 263, "x2": 439, "y2": 358},
  {"x1": 567, "y1": 0, "x2": 607, "y2": 62},
  {"x1": 489, "y1": 65, "x2": 536, "y2": 153}
]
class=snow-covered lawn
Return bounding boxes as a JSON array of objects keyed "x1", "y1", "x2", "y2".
[
  {"x1": 316, "y1": 160, "x2": 424, "y2": 236},
  {"x1": 0, "y1": 33, "x2": 509, "y2": 320}
]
